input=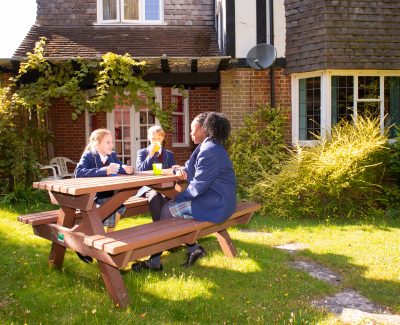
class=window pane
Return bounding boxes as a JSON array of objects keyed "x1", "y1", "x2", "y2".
[
  {"x1": 331, "y1": 76, "x2": 354, "y2": 125},
  {"x1": 103, "y1": 0, "x2": 117, "y2": 20},
  {"x1": 357, "y1": 102, "x2": 380, "y2": 119},
  {"x1": 358, "y1": 76, "x2": 379, "y2": 99},
  {"x1": 299, "y1": 77, "x2": 321, "y2": 140},
  {"x1": 124, "y1": 0, "x2": 139, "y2": 20},
  {"x1": 172, "y1": 115, "x2": 184, "y2": 143},
  {"x1": 145, "y1": 0, "x2": 160, "y2": 20},
  {"x1": 384, "y1": 77, "x2": 400, "y2": 138},
  {"x1": 172, "y1": 95, "x2": 183, "y2": 112},
  {"x1": 140, "y1": 126, "x2": 147, "y2": 140}
]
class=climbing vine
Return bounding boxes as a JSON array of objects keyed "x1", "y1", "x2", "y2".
[{"x1": 0, "y1": 37, "x2": 175, "y2": 193}]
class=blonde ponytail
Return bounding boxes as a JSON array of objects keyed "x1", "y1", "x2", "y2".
[{"x1": 85, "y1": 128, "x2": 112, "y2": 153}]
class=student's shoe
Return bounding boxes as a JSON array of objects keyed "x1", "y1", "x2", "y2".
[
  {"x1": 180, "y1": 246, "x2": 206, "y2": 267},
  {"x1": 76, "y1": 252, "x2": 93, "y2": 263},
  {"x1": 131, "y1": 260, "x2": 163, "y2": 272}
]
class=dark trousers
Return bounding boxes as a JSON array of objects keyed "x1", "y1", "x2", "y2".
[{"x1": 145, "y1": 189, "x2": 170, "y2": 222}]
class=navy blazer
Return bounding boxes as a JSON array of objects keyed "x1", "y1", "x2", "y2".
[
  {"x1": 175, "y1": 138, "x2": 237, "y2": 223},
  {"x1": 74, "y1": 150, "x2": 127, "y2": 200},
  {"x1": 136, "y1": 147, "x2": 175, "y2": 171},
  {"x1": 135, "y1": 147, "x2": 175, "y2": 197}
]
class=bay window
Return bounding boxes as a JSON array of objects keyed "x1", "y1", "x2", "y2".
[{"x1": 293, "y1": 72, "x2": 400, "y2": 144}]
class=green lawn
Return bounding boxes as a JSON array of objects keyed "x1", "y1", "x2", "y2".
[{"x1": 1, "y1": 202, "x2": 399, "y2": 324}]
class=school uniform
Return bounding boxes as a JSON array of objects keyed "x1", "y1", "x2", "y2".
[
  {"x1": 135, "y1": 146, "x2": 175, "y2": 221},
  {"x1": 173, "y1": 137, "x2": 237, "y2": 223},
  {"x1": 75, "y1": 150, "x2": 127, "y2": 227}
]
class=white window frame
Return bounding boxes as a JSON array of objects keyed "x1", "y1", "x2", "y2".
[
  {"x1": 291, "y1": 70, "x2": 328, "y2": 146},
  {"x1": 171, "y1": 88, "x2": 190, "y2": 148},
  {"x1": 292, "y1": 69, "x2": 400, "y2": 146},
  {"x1": 97, "y1": 0, "x2": 164, "y2": 25}
]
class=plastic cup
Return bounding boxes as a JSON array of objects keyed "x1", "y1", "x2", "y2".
[
  {"x1": 110, "y1": 163, "x2": 120, "y2": 176},
  {"x1": 152, "y1": 163, "x2": 162, "y2": 175}
]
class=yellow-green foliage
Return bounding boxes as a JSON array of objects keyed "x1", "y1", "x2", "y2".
[
  {"x1": 228, "y1": 104, "x2": 288, "y2": 198},
  {"x1": 252, "y1": 117, "x2": 397, "y2": 219}
]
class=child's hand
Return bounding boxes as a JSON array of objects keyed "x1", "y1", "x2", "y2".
[
  {"x1": 149, "y1": 141, "x2": 161, "y2": 157},
  {"x1": 107, "y1": 163, "x2": 119, "y2": 175},
  {"x1": 172, "y1": 165, "x2": 187, "y2": 180},
  {"x1": 123, "y1": 165, "x2": 134, "y2": 174}
]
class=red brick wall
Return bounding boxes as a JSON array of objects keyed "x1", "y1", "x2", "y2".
[
  {"x1": 0, "y1": 72, "x2": 13, "y2": 84},
  {"x1": 220, "y1": 68, "x2": 292, "y2": 142},
  {"x1": 47, "y1": 86, "x2": 221, "y2": 166},
  {"x1": 47, "y1": 75, "x2": 293, "y2": 164},
  {"x1": 161, "y1": 86, "x2": 220, "y2": 165},
  {"x1": 48, "y1": 98, "x2": 87, "y2": 162}
]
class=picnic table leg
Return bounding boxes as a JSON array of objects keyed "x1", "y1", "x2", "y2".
[
  {"x1": 83, "y1": 209, "x2": 131, "y2": 308},
  {"x1": 215, "y1": 229, "x2": 237, "y2": 257},
  {"x1": 98, "y1": 262, "x2": 130, "y2": 307},
  {"x1": 48, "y1": 208, "x2": 76, "y2": 269}
]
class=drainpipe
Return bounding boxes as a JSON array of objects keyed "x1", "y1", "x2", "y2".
[{"x1": 269, "y1": 0, "x2": 275, "y2": 108}]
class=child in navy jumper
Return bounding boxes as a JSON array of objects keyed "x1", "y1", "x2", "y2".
[{"x1": 75, "y1": 128, "x2": 134, "y2": 232}]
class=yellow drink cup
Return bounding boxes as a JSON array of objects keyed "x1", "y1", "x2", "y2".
[{"x1": 152, "y1": 163, "x2": 162, "y2": 175}]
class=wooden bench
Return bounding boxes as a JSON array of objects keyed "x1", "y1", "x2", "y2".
[
  {"x1": 18, "y1": 196, "x2": 149, "y2": 226},
  {"x1": 84, "y1": 201, "x2": 261, "y2": 264}
]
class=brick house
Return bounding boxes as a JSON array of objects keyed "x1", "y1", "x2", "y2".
[{"x1": 2, "y1": 0, "x2": 400, "y2": 165}]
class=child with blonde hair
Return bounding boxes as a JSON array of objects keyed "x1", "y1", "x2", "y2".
[{"x1": 74, "y1": 128, "x2": 134, "y2": 263}]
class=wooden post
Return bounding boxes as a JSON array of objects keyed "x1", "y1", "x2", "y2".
[
  {"x1": 215, "y1": 229, "x2": 237, "y2": 257},
  {"x1": 48, "y1": 207, "x2": 76, "y2": 269}
]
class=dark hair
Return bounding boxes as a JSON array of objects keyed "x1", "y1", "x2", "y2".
[{"x1": 195, "y1": 112, "x2": 231, "y2": 144}]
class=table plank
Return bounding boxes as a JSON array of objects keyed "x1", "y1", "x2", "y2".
[{"x1": 32, "y1": 171, "x2": 179, "y2": 195}]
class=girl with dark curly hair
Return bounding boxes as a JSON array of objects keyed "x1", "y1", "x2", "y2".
[{"x1": 132, "y1": 112, "x2": 237, "y2": 272}]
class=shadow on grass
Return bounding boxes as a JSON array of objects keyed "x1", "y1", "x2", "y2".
[
  {"x1": 2, "y1": 215, "x2": 400, "y2": 324},
  {"x1": 246, "y1": 210, "x2": 400, "y2": 233}
]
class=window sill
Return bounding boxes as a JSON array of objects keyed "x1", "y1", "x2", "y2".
[{"x1": 93, "y1": 22, "x2": 167, "y2": 26}]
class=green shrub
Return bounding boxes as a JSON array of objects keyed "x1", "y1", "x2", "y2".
[
  {"x1": 251, "y1": 116, "x2": 399, "y2": 219},
  {"x1": 0, "y1": 183, "x2": 48, "y2": 206},
  {"x1": 228, "y1": 104, "x2": 288, "y2": 198}
]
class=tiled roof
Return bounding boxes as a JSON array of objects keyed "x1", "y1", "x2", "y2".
[
  {"x1": 285, "y1": 0, "x2": 400, "y2": 73},
  {"x1": 14, "y1": 25, "x2": 221, "y2": 58}
]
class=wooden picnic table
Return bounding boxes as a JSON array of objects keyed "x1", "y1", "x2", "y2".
[
  {"x1": 21, "y1": 169, "x2": 261, "y2": 308},
  {"x1": 30, "y1": 169, "x2": 179, "y2": 307}
]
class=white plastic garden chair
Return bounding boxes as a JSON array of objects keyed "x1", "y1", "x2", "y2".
[
  {"x1": 37, "y1": 163, "x2": 62, "y2": 181},
  {"x1": 49, "y1": 157, "x2": 78, "y2": 179}
]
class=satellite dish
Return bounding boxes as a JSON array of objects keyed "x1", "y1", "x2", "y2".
[{"x1": 246, "y1": 43, "x2": 277, "y2": 70}]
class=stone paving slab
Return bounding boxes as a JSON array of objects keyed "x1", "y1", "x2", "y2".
[
  {"x1": 289, "y1": 260, "x2": 342, "y2": 285},
  {"x1": 275, "y1": 242, "x2": 400, "y2": 324},
  {"x1": 312, "y1": 289, "x2": 400, "y2": 325},
  {"x1": 275, "y1": 242, "x2": 308, "y2": 252}
]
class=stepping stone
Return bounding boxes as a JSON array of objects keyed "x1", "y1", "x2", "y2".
[
  {"x1": 289, "y1": 260, "x2": 341, "y2": 285},
  {"x1": 238, "y1": 229, "x2": 272, "y2": 236},
  {"x1": 275, "y1": 242, "x2": 308, "y2": 252},
  {"x1": 312, "y1": 289, "x2": 400, "y2": 324}
]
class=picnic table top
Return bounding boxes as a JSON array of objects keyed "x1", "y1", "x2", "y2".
[{"x1": 32, "y1": 169, "x2": 179, "y2": 196}]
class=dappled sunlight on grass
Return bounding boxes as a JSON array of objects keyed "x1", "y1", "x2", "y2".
[
  {"x1": 201, "y1": 254, "x2": 261, "y2": 273},
  {"x1": 140, "y1": 274, "x2": 214, "y2": 301}
]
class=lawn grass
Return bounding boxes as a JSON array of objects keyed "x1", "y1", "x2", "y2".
[{"x1": 1, "y1": 202, "x2": 399, "y2": 324}]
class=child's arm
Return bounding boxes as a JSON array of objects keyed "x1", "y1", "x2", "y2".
[
  {"x1": 75, "y1": 152, "x2": 108, "y2": 178},
  {"x1": 136, "y1": 149, "x2": 154, "y2": 171},
  {"x1": 110, "y1": 152, "x2": 133, "y2": 174}
]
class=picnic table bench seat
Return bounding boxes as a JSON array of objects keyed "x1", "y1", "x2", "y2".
[
  {"x1": 84, "y1": 201, "x2": 261, "y2": 267},
  {"x1": 17, "y1": 196, "x2": 149, "y2": 226}
]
